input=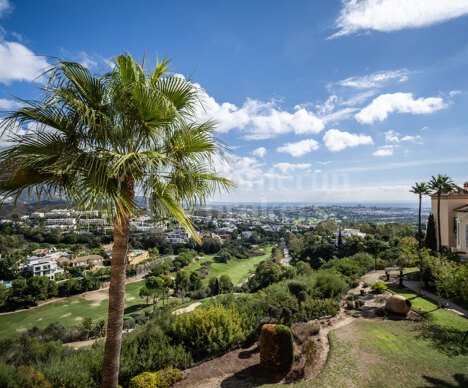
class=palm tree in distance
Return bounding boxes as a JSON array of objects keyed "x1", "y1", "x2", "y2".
[
  {"x1": 0, "y1": 54, "x2": 233, "y2": 388},
  {"x1": 428, "y1": 174, "x2": 456, "y2": 251},
  {"x1": 410, "y1": 182, "x2": 431, "y2": 249},
  {"x1": 410, "y1": 182, "x2": 431, "y2": 295}
]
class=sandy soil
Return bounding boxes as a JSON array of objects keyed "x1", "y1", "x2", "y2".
[{"x1": 173, "y1": 302, "x2": 202, "y2": 315}]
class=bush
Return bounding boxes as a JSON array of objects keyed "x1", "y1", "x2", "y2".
[
  {"x1": 259, "y1": 324, "x2": 294, "y2": 372},
  {"x1": 18, "y1": 365, "x2": 52, "y2": 388},
  {"x1": 128, "y1": 366, "x2": 183, "y2": 388},
  {"x1": 170, "y1": 305, "x2": 248, "y2": 358},
  {"x1": 354, "y1": 298, "x2": 365, "y2": 308},
  {"x1": 371, "y1": 282, "x2": 387, "y2": 293},
  {"x1": 314, "y1": 271, "x2": 348, "y2": 298}
]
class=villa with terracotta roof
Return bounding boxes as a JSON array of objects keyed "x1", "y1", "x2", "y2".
[{"x1": 431, "y1": 181, "x2": 468, "y2": 259}]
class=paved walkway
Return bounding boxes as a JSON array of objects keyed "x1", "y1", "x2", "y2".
[{"x1": 402, "y1": 279, "x2": 468, "y2": 319}]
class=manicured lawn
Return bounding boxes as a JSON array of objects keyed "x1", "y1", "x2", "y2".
[
  {"x1": 0, "y1": 279, "x2": 180, "y2": 339},
  {"x1": 292, "y1": 320, "x2": 468, "y2": 388},
  {"x1": 181, "y1": 245, "x2": 272, "y2": 285},
  {"x1": 388, "y1": 286, "x2": 468, "y2": 331},
  {"x1": 0, "y1": 245, "x2": 272, "y2": 339}
]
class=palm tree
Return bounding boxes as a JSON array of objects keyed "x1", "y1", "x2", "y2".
[
  {"x1": 428, "y1": 175, "x2": 456, "y2": 251},
  {"x1": 410, "y1": 182, "x2": 431, "y2": 295},
  {"x1": 0, "y1": 54, "x2": 233, "y2": 387},
  {"x1": 410, "y1": 182, "x2": 431, "y2": 249}
]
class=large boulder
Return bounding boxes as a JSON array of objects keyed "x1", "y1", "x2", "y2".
[{"x1": 385, "y1": 295, "x2": 411, "y2": 315}]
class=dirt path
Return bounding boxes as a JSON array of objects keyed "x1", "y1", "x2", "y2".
[{"x1": 173, "y1": 302, "x2": 202, "y2": 315}]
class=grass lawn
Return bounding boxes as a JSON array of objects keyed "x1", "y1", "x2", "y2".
[
  {"x1": 0, "y1": 245, "x2": 272, "y2": 339},
  {"x1": 292, "y1": 320, "x2": 468, "y2": 388},
  {"x1": 181, "y1": 245, "x2": 272, "y2": 285},
  {"x1": 0, "y1": 279, "x2": 181, "y2": 339},
  {"x1": 388, "y1": 285, "x2": 468, "y2": 332}
]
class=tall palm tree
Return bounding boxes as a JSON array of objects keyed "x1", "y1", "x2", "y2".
[
  {"x1": 410, "y1": 182, "x2": 431, "y2": 249},
  {"x1": 410, "y1": 182, "x2": 431, "y2": 295},
  {"x1": 0, "y1": 54, "x2": 233, "y2": 387},
  {"x1": 428, "y1": 174, "x2": 456, "y2": 251}
]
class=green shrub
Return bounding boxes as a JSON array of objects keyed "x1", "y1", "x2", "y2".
[
  {"x1": 128, "y1": 366, "x2": 183, "y2": 388},
  {"x1": 354, "y1": 298, "x2": 365, "y2": 308},
  {"x1": 259, "y1": 324, "x2": 294, "y2": 372},
  {"x1": 275, "y1": 324, "x2": 294, "y2": 371},
  {"x1": 314, "y1": 271, "x2": 348, "y2": 298},
  {"x1": 170, "y1": 305, "x2": 248, "y2": 358},
  {"x1": 18, "y1": 365, "x2": 51, "y2": 388},
  {"x1": 371, "y1": 282, "x2": 387, "y2": 293}
]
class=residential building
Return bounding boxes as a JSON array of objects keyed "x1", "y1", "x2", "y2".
[
  {"x1": 431, "y1": 182, "x2": 468, "y2": 259},
  {"x1": 164, "y1": 229, "x2": 189, "y2": 244},
  {"x1": 19, "y1": 256, "x2": 64, "y2": 280},
  {"x1": 69, "y1": 254, "x2": 104, "y2": 267}
]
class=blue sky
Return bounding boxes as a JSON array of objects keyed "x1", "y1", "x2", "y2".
[{"x1": 1, "y1": 0, "x2": 468, "y2": 204}]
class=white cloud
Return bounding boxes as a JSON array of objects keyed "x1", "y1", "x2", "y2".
[
  {"x1": 314, "y1": 169, "x2": 322, "y2": 173},
  {"x1": 252, "y1": 147, "x2": 266, "y2": 158},
  {"x1": 384, "y1": 130, "x2": 400, "y2": 143},
  {"x1": 214, "y1": 153, "x2": 264, "y2": 190},
  {"x1": 0, "y1": 0, "x2": 11, "y2": 17},
  {"x1": 332, "y1": 0, "x2": 468, "y2": 38},
  {"x1": 355, "y1": 92, "x2": 446, "y2": 124},
  {"x1": 195, "y1": 88, "x2": 325, "y2": 139},
  {"x1": 323, "y1": 129, "x2": 373, "y2": 152},
  {"x1": 337, "y1": 70, "x2": 409, "y2": 89},
  {"x1": 0, "y1": 98, "x2": 22, "y2": 110},
  {"x1": 273, "y1": 163, "x2": 312, "y2": 173},
  {"x1": 0, "y1": 41, "x2": 48, "y2": 84},
  {"x1": 373, "y1": 145, "x2": 398, "y2": 157},
  {"x1": 277, "y1": 138, "x2": 320, "y2": 157},
  {"x1": 77, "y1": 51, "x2": 98, "y2": 69},
  {"x1": 401, "y1": 135, "x2": 423, "y2": 143},
  {"x1": 318, "y1": 161, "x2": 332, "y2": 165}
]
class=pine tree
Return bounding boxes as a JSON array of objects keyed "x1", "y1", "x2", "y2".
[{"x1": 425, "y1": 214, "x2": 437, "y2": 251}]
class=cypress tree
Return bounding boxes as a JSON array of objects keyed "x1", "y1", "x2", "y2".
[{"x1": 425, "y1": 213, "x2": 437, "y2": 251}]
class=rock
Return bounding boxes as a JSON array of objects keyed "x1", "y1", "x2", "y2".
[
  {"x1": 291, "y1": 322, "x2": 320, "y2": 345},
  {"x1": 385, "y1": 295, "x2": 411, "y2": 315}
]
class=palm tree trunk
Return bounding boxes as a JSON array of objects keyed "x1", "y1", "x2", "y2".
[
  {"x1": 437, "y1": 193, "x2": 441, "y2": 251},
  {"x1": 418, "y1": 194, "x2": 423, "y2": 296},
  {"x1": 101, "y1": 175, "x2": 133, "y2": 388},
  {"x1": 101, "y1": 211, "x2": 130, "y2": 387}
]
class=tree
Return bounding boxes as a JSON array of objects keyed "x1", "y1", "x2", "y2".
[
  {"x1": 145, "y1": 276, "x2": 163, "y2": 307},
  {"x1": 428, "y1": 175, "x2": 456, "y2": 250},
  {"x1": 138, "y1": 286, "x2": 151, "y2": 306},
  {"x1": 0, "y1": 55, "x2": 232, "y2": 387},
  {"x1": 410, "y1": 182, "x2": 431, "y2": 249},
  {"x1": 288, "y1": 280, "x2": 308, "y2": 311},
  {"x1": 218, "y1": 274, "x2": 233, "y2": 293},
  {"x1": 215, "y1": 249, "x2": 232, "y2": 263},
  {"x1": 27, "y1": 276, "x2": 49, "y2": 303},
  {"x1": 189, "y1": 271, "x2": 202, "y2": 291},
  {"x1": 175, "y1": 270, "x2": 190, "y2": 302},
  {"x1": 410, "y1": 182, "x2": 432, "y2": 295},
  {"x1": 425, "y1": 214, "x2": 437, "y2": 251}
]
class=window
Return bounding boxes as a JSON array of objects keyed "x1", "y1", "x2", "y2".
[{"x1": 466, "y1": 224, "x2": 468, "y2": 248}]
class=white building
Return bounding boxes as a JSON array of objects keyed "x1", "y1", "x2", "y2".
[
  {"x1": 19, "y1": 256, "x2": 64, "y2": 280},
  {"x1": 164, "y1": 229, "x2": 189, "y2": 244}
]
